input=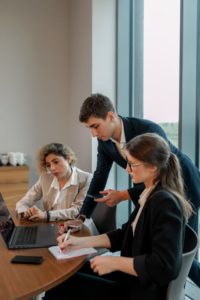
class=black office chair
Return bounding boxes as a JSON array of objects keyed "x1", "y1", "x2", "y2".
[
  {"x1": 166, "y1": 225, "x2": 199, "y2": 300},
  {"x1": 91, "y1": 202, "x2": 116, "y2": 234}
]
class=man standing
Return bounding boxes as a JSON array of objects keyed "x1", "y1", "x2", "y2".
[{"x1": 77, "y1": 93, "x2": 200, "y2": 287}]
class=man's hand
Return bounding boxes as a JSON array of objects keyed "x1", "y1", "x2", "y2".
[{"x1": 95, "y1": 189, "x2": 129, "y2": 207}]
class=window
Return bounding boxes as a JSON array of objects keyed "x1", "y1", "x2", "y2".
[
  {"x1": 117, "y1": 0, "x2": 200, "y2": 235},
  {"x1": 143, "y1": 0, "x2": 180, "y2": 146}
]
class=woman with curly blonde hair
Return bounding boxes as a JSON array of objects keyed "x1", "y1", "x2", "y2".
[{"x1": 16, "y1": 143, "x2": 92, "y2": 222}]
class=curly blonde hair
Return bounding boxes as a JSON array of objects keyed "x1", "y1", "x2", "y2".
[{"x1": 37, "y1": 143, "x2": 77, "y2": 172}]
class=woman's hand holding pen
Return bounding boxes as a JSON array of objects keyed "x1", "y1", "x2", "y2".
[
  {"x1": 57, "y1": 230, "x2": 80, "y2": 252},
  {"x1": 57, "y1": 231, "x2": 99, "y2": 252}
]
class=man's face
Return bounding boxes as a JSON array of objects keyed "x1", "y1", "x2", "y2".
[{"x1": 85, "y1": 112, "x2": 116, "y2": 141}]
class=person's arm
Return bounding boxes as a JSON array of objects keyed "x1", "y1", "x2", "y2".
[
  {"x1": 79, "y1": 143, "x2": 113, "y2": 218},
  {"x1": 59, "y1": 216, "x2": 129, "y2": 251},
  {"x1": 58, "y1": 232, "x2": 111, "y2": 252},
  {"x1": 26, "y1": 205, "x2": 47, "y2": 221},
  {"x1": 89, "y1": 221, "x2": 138, "y2": 277},
  {"x1": 95, "y1": 189, "x2": 130, "y2": 207},
  {"x1": 48, "y1": 172, "x2": 92, "y2": 221},
  {"x1": 90, "y1": 256, "x2": 138, "y2": 277},
  {"x1": 15, "y1": 177, "x2": 43, "y2": 213},
  {"x1": 98, "y1": 192, "x2": 184, "y2": 281},
  {"x1": 93, "y1": 183, "x2": 145, "y2": 207}
]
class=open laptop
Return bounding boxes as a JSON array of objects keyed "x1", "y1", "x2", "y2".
[{"x1": 0, "y1": 193, "x2": 57, "y2": 249}]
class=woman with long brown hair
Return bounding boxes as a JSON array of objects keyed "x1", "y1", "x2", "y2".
[{"x1": 44, "y1": 133, "x2": 192, "y2": 300}]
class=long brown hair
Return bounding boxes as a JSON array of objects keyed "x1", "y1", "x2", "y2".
[{"x1": 125, "y1": 133, "x2": 193, "y2": 222}]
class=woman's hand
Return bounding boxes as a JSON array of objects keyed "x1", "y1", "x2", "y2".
[
  {"x1": 57, "y1": 233, "x2": 81, "y2": 252},
  {"x1": 90, "y1": 255, "x2": 138, "y2": 277},
  {"x1": 57, "y1": 233, "x2": 103, "y2": 252},
  {"x1": 90, "y1": 255, "x2": 117, "y2": 276},
  {"x1": 27, "y1": 206, "x2": 47, "y2": 221}
]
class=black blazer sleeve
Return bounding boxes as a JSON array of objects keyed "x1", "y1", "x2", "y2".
[
  {"x1": 134, "y1": 191, "x2": 184, "y2": 286},
  {"x1": 108, "y1": 190, "x2": 184, "y2": 287}
]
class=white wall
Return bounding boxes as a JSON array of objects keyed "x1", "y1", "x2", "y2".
[
  {"x1": 92, "y1": 0, "x2": 116, "y2": 98},
  {"x1": 0, "y1": 0, "x2": 116, "y2": 188},
  {"x1": 92, "y1": 0, "x2": 116, "y2": 188},
  {"x1": 0, "y1": 0, "x2": 69, "y2": 184},
  {"x1": 67, "y1": 0, "x2": 92, "y2": 172},
  {"x1": 67, "y1": 0, "x2": 116, "y2": 183},
  {"x1": 67, "y1": 0, "x2": 116, "y2": 177}
]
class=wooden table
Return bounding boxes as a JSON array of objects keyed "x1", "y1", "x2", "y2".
[{"x1": 0, "y1": 206, "x2": 91, "y2": 300}]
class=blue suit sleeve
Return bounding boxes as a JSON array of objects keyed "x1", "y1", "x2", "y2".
[{"x1": 80, "y1": 143, "x2": 113, "y2": 217}]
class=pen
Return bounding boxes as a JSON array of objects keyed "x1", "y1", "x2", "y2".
[
  {"x1": 64, "y1": 228, "x2": 72, "y2": 242},
  {"x1": 60, "y1": 229, "x2": 71, "y2": 253}
]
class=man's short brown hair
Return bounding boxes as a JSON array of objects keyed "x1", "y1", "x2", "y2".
[{"x1": 79, "y1": 93, "x2": 115, "y2": 122}]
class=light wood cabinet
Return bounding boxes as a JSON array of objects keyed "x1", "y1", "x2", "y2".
[{"x1": 0, "y1": 166, "x2": 29, "y2": 206}]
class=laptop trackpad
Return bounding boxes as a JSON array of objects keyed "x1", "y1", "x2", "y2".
[{"x1": 36, "y1": 224, "x2": 57, "y2": 246}]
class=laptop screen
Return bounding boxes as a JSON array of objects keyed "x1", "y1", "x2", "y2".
[
  {"x1": 0, "y1": 194, "x2": 15, "y2": 245},
  {"x1": 0, "y1": 193, "x2": 58, "y2": 249}
]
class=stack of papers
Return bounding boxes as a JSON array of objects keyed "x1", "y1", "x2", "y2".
[{"x1": 49, "y1": 246, "x2": 97, "y2": 260}]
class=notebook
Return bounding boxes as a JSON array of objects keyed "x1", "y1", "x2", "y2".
[
  {"x1": 0, "y1": 193, "x2": 57, "y2": 249},
  {"x1": 49, "y1": 246, "x2": 97, "y2": 260}
]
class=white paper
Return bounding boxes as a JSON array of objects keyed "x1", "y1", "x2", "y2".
[
  {"x1": 100, "y1": 251, "x2": 120, "y2": 257},
  {"x1": 49, "y1": 246, "x2": 97, "y2": 260}
]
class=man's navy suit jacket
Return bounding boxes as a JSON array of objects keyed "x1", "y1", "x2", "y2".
[{"x1": 80, "y1": 116, "x2": 200, "y2": 225}]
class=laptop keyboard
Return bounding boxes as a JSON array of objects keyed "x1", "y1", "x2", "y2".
[{"x1": 13, "y1": 226, "x2": 38, "y2": 246}]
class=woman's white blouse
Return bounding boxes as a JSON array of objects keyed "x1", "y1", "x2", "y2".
[
  {"x1": 131, "y1": 185, "x2": 156, "y2": 236},
  {"x1": 16, "y1": 167, "x2": 92, "y2": 221}
]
